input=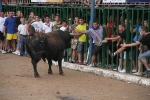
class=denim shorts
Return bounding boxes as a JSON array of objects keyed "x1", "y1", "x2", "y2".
[
  {"x1": 77, "y1": 42, "x2": 86, "y2": 53},
  {"x1": 139, "y1": 50, "x2": 150, "y2": 60},
  {"x1": 17, "y1": 40, "x2": 21, "y2": 47}
]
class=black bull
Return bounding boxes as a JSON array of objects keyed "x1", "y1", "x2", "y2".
[{"x1": 26, "y1": 26, "x2": 73, "y2": 77}]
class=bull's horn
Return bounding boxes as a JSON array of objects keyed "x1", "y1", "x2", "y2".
[{"x1": 69, "y1": 33, "x2": 79, "y2": 36}]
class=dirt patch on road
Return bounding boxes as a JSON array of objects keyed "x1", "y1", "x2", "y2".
[{"x1": 0, "y1": 54, "x2": 150, "y2": 100}]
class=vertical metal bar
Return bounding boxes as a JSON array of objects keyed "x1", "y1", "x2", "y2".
[
  {"x1": 142, "y1": 9, "x2": 144, "y2": 26},
  {"x1": 74, "y1": 8, "x2": 76, "y2": 16},
  {"x1": 88, "y1": 0, "x2": 95, "y2": 64},
  {"x1": 126, "y1": 9, "x2": 130, "y2": 73},
  {"x1": 111, "y1": 9, "x2": 115, "y2": 69},
  {"x1": 148, "y1": 10, "x2": 150, "y2": 32},
  {"x1": 54, "y1": 7, "x2": 56, "y2": 16},
  {"x1": 130, "y1": 9, "x2": 134, "y2": 73},
  {"x1": 71, "y1": 8, "x2": 73, "y2": 24},
  {"x1": 116, "y1": 9, "x2": 119, "y2": 71},
  {"x1": 106, "y1": 9, "x2": 110, "y2": 68},
  {"x1": 122, "y1": 9, "x2": 124, "y2": 23},
  {"x1": 135, "y1": 9, "x2": 139, "y2": 73},
  {"x1": 98, "y1": 8, "x2": 101, "y2": 67},
  {"x1": 0, "y1": 0, "x2": 2, "y2": 12},
  {"x1": 102, "y1": 7, "x2": 106, "y2": 68}
]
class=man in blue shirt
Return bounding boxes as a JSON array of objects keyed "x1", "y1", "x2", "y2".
[{"x1": 4, "y1": 11, "x2": 17, "y2": 52}]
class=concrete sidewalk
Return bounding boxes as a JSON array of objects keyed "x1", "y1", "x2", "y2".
[{"x1": 54, "y1": 61, "x2": 150, "y2": 86}]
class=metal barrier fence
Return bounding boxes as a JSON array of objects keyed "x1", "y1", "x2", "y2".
[{"x1": 2, "y1": 4, "x2": 150, "y2": 75}]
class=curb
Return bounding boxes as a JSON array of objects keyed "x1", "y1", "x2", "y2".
[{"x1": 53, "y1": 61, "x2": 150, "y2": 86}]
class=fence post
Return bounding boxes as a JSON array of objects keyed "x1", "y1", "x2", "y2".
[
  {"x1": 0, "y1": 0, "x2": 2, "y2": 12},
  {"x1": 102, "y1": 7, "x2": 106, "y2": 68},
  {"x1": 126, "y1": 8, "x2": 130, "y2": 73},
  {"x1": 148, "y1": 10, "x2": 150, "y2": 32},
  {"x1": 88, "y1": 0, "x2": 95, "y2": 64}
]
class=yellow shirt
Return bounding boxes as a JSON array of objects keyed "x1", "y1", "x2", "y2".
[{"x1": 76, "y1": 23, "x2": 87, "y2": 42}]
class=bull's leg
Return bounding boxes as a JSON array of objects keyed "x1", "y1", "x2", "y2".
[
  {"x1": 31, "y1": 58, "x2": 40, "y2": 77},
  {"x1": 58, "y1": 53, "x2": 64, "y2": 75},
  {"x1": 47, "y1": 58, "x2": 53, "y2": 74}
]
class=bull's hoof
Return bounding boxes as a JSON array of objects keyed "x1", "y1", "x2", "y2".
[
  {"x1": 59, "y1": 73, "x2": 65, "y2": 76},
  {"x1": 34, "y1": 74, "x2": 40, "y2": 77},
  {"x1": 48, "y1": 71, "x2": 53, "y2": 74}
]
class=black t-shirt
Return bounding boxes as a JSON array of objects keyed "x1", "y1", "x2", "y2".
[
  {"x1": 119, "y1": 30, "x2": 135, "y2": 43},
  {"x1": 140, "y1": 34, "x2": 150, "y2": 50},
  {"x1": 120, "y1": 30, "x2": 126, "y2": 40},
  {"x1": 16, "y1": 17, "x2": 21, "y2": 28}
]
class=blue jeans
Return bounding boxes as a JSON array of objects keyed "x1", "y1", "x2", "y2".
[
  {"x1": 139, "y1": 50, "x2": 150, "y2": 60},
  {"x1": 20, "y1": 35, "x2": 28, "y2": 55}
]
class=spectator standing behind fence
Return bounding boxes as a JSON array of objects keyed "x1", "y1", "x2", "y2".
[
  {"x1": 60, "y1": 20, "x2": 68, "y2": 31},
  {"x1": 122, "y1": 27, "x2": 150, "y2": 75},
  {"x1": 4, "y1": 11, "x2": 17, "y2": 53},
  {"x1": 77, "y1": 21, "x2": 103, "y2": 67},
  {"x1": 75, "y1": 17, "x2": 87, "y2": 65},
  {"x1": 106, "y1": 15, "x2": 116, "y2": 37},
  {"x1": 70, "y1": 16, "x2": 79, "y2": 63},
  {"x1": 105, "y1": 23, "x2": 129, "y2": 73},
  {"x1": 42, "y1": 15, "x2": 54, "y2": 33},
  {"x1": 52, "y1": 15, "x2": 61, "y2": 31},
  {"x1": 0, "y1": 12, "x2": 6, "y2": 53},
  {"x1": 133, "y1": 20, "x2": 149, "y2": 76},
  {"x1": 13, "y1": 11, "x2": 22, "y2": 55},
  {"x1": 31, "y1": 15, "x2": 43, "y2": 32},
  {"x1": 18, "y1": 18, "x2": 28, "y2": 57},
  {"x1": 60, "y1": 20, "x2": 69, "y2": 62}
]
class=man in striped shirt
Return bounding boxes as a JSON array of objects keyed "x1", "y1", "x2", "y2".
[{"x1": 77, "y1": 21, "x2": 103, "y2": 66}]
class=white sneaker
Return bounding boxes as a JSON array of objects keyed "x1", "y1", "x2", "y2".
[
  {"x1": 89, "y1": 63, "x2": 94, "y2": 67},
  {"x1": 14, "y1": 51, "x2": 19, "y2": 55},
  {"x1": 7, "y1": 49, "x2": 11, "y2": 53},
  {"x1": 2, "y1": 50, "x2": 6, "y2": 54},
  {"x1": 133, "y1": 72, "x2": 141, "y2": 76},
  {"x1": 118, "y1": 67, "x2": 121, "y2": 72},
  {"x1": 132, "y1": 69, "x2": 136, "y2": 73},
  {"x1": 120, "y1": 69, "x2": 126, "y2": 73}
]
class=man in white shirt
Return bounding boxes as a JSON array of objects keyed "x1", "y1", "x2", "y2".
[
  {"x1": 42, "y1": 15, "x2": 54, "y2": 33},
  {"x1": 18, "y1": 18, "x2": 28, "y2": 56},
  {"x1": 31, "y1": 15, "x2": 43, "y2": 32},
  {"x1": 0, "y1": 12, "x2": 6, "y2": 53}
]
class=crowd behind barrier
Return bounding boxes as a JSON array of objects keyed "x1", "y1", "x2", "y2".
[{"x1": 0, "y1": 3, "x2": 150, "y2": 77}]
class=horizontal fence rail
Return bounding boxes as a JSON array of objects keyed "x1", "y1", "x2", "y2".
[{"x1": 2, "y1": 0, "x2": 150, "y2": 6}]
